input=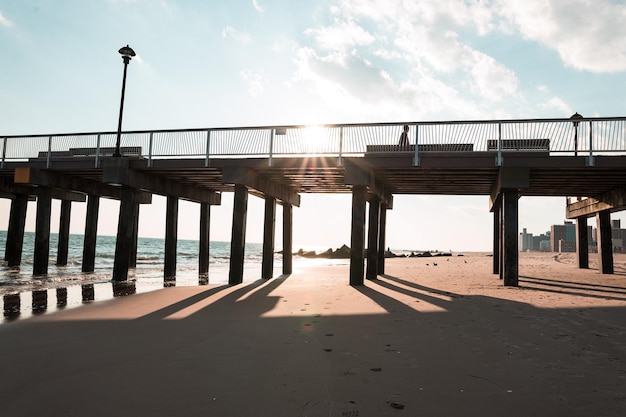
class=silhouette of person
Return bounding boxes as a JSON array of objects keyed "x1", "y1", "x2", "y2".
[{"x1": 398, "y1": 125, "x2": 409, "y2": 147}]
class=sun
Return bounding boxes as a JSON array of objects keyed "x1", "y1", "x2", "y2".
[{"x1": 301, "y1": 125, "x2": 326, "y2": 153}]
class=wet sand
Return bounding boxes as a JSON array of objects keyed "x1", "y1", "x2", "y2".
[{"x1": 0, "y1": 252, "x2": 625, "y2": 416}]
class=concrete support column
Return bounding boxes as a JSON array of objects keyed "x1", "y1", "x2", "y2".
[
  {"x1": 282, "y1": 204, "x2": 293, "y2": 275},
  {"x1": 113, "y1": 186, "x2": 137, "y2": 281},
  {"x1": 229, "y1": 184, "x2": 248, "y2": 285},
  {"x1": 199, "y1": 202, "x2": 211, "y2": 278},
  {"x1": 366, "y1": 197, "x2": 380, "y2": 280},
  {"x1": 349, "y1": 185, "x2": 367, "y2": 286},
  {"x1": 576, "y1": 216, "x2": 589, "y2": 269},
  {"x1": 164, "y1": 196, "x2": 179, "y2": 281},
  {"x1": 501, "y1": 189, "x2": 519, "y2": 286},
  {"x1": 5, "y1": 194, "x2": 28, "y2": 267},
  {"x1": 492, "y1": 199, "x2": 501, "y2": 275},
  {"x1": 596, "y1": 210, "x2": 614, "y2": 274},
  {"x1": 129, "y1": 203, "x2": 139, "y2": 269},
  {"x1": 377, "y1": 204, "x2": 387, "y2": 275},
  {"x1": 56, "y1": 200, "x2": 72, "y2": 266},
  {"x1": 33, "y1": 187, "x2": 52, "y2": 276},
  {"x1": 262, "y1": 196, "x2": 276, "y2": 280},
  {"x1": 82, "y1": 195, "x2": 99, "y2": 273}
]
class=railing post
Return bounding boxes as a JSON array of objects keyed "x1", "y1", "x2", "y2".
[
  {"x1": 587, "y1": 121, "x2": 595, "y2": 167},
  {"x1": 95, "y1": 134, "x2": 101, "y2": 168},
  {"x1": 269, "y1": 128, "x2": 275, "y2": 167},
  {"x1": 338, "y1": 126, "x2": 344, "y2": 166},
  {"x1": 148, "y1": 132, "x2": 154, "y2": 167},
  {"x1": 1, "y1": 137, "x2": 6, "y2": 168},
  {"x1": 46, "y1": 136, "x2": 52, "y2": 168},
  {"x1": 413, "y1": 123, "x2": 419, "y2": 166},
  {"x1": 204, "y1": 130, "x2": 211, "y2": 167},
  {"x1": 496, "y1": 122, "x2": 503, "y2": 166}
]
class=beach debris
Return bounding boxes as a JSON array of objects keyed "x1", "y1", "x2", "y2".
[
  {"x1": 326, "y1": 333, "x2": 334, "y2": 337},
  {"x1": 387, "y1": 401, "x2": 405, "y2": 410},
  {"x1": 370, "y1": 367, "x2": 382, "y2": 372},
  {"x1": 324, "y1": 348, "x2": 333, "y2": 352}
]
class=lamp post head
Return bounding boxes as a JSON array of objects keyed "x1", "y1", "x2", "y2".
[
  {"x1": 118, "y1": 45, "x2": 136, "y2": 64},
  {"x1": 570, "y1": 112, "x2": 583, "y2": 127}
]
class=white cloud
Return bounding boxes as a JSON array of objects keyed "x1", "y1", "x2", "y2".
[
  {"x1": 222, "y1": 26, "x2": 251, "y2": 44},
  {"x1": 290, "y1": 0, "x2": 525, "y2": 121},
  {"x1": 0, "y1": 11, "x2": 14, "y2": 28},
  {"x1": 469, "y1": 50, "x2": 519, "y2": 101},
  {"x1": 291, "y1": 45, "x2": 492, "y2": 121},
  {"x1": 495, "y1": 0, "x2": 626, "y2": 73},
  {"x1": 305, "y1": 20, "x2": 376, "y2": 52},
  {"x1": 541, "y1": 97, "x2": 572, "y2": 115},
  {"x1": 240, "y1": 69, "x2": 265, "y2": 96},
  {"x1": 252, "y1": 0, "x2": 264, "y2": 13}
]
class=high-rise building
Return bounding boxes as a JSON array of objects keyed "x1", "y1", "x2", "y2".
[
  {"x1": 519, "y1": 228, "x2": 533, "y2": 251},
  {"x1": 550, "y1": 221, "x2": 576, "y2": 252}
]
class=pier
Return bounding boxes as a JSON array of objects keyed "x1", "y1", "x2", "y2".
[{"x1": 2, "y1": 117, "x2": 626, "y2": 286}]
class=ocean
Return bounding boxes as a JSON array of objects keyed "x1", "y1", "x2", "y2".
[{"x1": 0, "y1": 231, "x2": 349, "y2": 322}]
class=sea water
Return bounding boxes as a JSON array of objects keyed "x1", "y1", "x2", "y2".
[{"x1": 0, "y1": 231, "x2": 349, "y2": 321}]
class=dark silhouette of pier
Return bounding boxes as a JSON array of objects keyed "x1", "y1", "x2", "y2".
[{"x1": 2, "y1": 117, "x2": 626, "y2": 286}]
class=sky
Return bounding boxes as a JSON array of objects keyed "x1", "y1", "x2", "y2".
[{"x1": 1, "y1": 0, "x2": 626, "y2": 252}]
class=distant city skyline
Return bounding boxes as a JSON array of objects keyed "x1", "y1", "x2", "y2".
[
  {"x1": 1, "y1": 1, "x2": 626, "y2": 252},
  {"x1": 520, "y1": 219, "x2": 626, "y2": 254}
]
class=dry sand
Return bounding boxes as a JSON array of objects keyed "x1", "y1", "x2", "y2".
[{"x1": 0, "y1": 252, "x2": 625, "y2": 416}]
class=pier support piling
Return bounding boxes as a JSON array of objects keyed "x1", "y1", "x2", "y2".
[
  {"x1": 56, "y1": 200, "x2": 72, "y2": 266},
  {"x1": 113, "y1": 186, "x2": 137, "y2": 281},
  {"x1": 366, "y1": 197, "x2": 380, "y2": 280},
  {"x1": 229, "y1": 184, "x2": 248, "y2": 285},
  {"x1": 199, "y1": 202, "x2": 211, "y2": 279},
  {"x1": 262, "y1": 196, "x2": 276, "y2": 280},
  {"x1": 492, "y1": 198, "x2": 501, "y2": 275},
  {"x1": 282, "y1": 204, "x2": 293, "y2": 275},
  {"x1": 596, "y1": 211, "x2": 614, "y2": 274},
  {"x1": 164, "y1": 196, "x2": 179, "y2": 281},
  {"x1": 501, "y1": 189, "x2": 519, "y2": 286},
  {"x1": 33, "y1": 187, "x2": 52, "y2": 276},
  {"x1": 82, "y1": 195, "x2": 100, "y2": 273},
  {"x1": 129, "y1": 204, "x2": 139, "y2": 269},
  {"x1": 377, "y1": 203, "x2": 387, "y2": 275},
  {"x1": 349, "y1": 185, "x2": 367, "y2": 286},
  {"x1": 5, "y1": 193, "x2": 28, "y2": 267},
  {"x1": 576, "y1": 216, "x2": 589, "y2": 269}
]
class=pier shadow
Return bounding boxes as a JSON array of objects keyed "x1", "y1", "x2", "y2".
[
  {"x1": 137, "y1": 274, "x2": 292, "y2": 321},
  {"x1": 519, "y1": 275, "x2": 626, "y2": 302}
]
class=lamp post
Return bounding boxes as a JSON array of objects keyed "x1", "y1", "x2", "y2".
[
  {"x1": 570, "y1": 112, "x2": 583, "y2": 156},
  {"x1": 113, "y1": 45, "x2": 136, "y2": 158}
]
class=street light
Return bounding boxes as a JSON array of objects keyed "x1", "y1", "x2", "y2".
[
  {"x1": 570, "y1": 112, "x2": 583, "y2": 156},
  {"x1": 113, "y1": 45, "x2": 136, "y2": 157}
]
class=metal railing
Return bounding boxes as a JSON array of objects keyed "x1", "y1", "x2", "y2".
[{"x1": 1, "y1": 117, "x2": 625, "y2": 168}]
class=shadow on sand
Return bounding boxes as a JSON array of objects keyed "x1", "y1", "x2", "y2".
[{"x1": 1, "y1": 271, "x2": 625, "y2": 417}]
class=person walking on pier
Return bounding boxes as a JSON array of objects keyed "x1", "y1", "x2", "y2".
[{"x1": 398, "y1": 124, "x2": 409, "y2": 148}]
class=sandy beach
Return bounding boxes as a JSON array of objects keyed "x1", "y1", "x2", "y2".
[{"x1": 1, "y1": 252, "x2": 625, "y2": 416}]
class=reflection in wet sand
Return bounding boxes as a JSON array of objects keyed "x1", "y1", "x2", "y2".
[{"x1": 2, "y1": 275, "x2": 210, "y2": 323}]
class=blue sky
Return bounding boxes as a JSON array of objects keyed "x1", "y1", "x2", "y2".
[{"x1": 1, "y1": 0, "x2": 626, "y2": 252}]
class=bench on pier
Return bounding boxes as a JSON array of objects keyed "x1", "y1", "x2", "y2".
[
  {"x1": 36, "y1": 146, "x2": 143, "y2": 159},
  {"x1": 366, "y1": 144, "x2": 474, "y2": 153},
  {"x1": 69, "y1": 146, "x2": 143, "y2": 157},
  {"x1": 487, "y1": 139, "x2": 550, "y2": 151}
]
